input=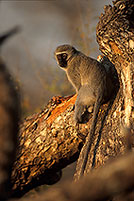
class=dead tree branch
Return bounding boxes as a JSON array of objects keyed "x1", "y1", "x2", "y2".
[
  {"x1": 11, "y1": 95, "x2": 84, "y2": 197},
  {"x1": 16, "y1": 152, "x2": 134, "y2": 201}
]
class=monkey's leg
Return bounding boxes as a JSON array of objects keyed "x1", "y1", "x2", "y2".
[{"x1": 74, "y1": 85, "x2": 95, "y2": 123}]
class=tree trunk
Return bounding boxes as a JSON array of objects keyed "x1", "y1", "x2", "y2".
[
  {"x1": 74, "y1": 0, "x2": 134, "y2": 180},
  {"x1": 10, "y1": 0, "x2": 134, "y2": 199}
]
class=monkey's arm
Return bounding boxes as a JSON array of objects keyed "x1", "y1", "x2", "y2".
[{"x1": 67, "y1": 69, "x2": 81, "y2": 93}]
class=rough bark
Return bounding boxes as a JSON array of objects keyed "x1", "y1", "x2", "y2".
[
  {"x1": 11, "y1": 95, "x2": 84, "y2": 197},
  {"x1": 16, "y1": 152, "x2": 134, "y2": 201},
  {"x1": 8, "y1": 0, "x2": 134, "y2": 199}
]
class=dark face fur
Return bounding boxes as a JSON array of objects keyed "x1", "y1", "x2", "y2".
[
  {"x1": 56, "y1": 53, "x2": 68, "y2": 68},
  {"x1": 55, "y1": 44, "x2": 76, "y2": 69}
]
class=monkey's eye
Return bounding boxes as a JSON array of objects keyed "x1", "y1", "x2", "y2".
[{"x1": 62, "y1": 53, "x2": 67, "y2": 60}]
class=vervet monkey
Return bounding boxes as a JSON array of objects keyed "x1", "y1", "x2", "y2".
[{"x1": 55, "y1": 44, "x2": 112, "y2": 176}]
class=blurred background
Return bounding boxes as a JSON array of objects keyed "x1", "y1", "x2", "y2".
[
  {"x1": 0, "y1": 0, "x2": 113, "y2": 117},
  {"x1": 0, "y1": 0, "x2": 113, "y2": 196}
]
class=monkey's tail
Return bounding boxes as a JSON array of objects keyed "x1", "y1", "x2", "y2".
[
  {"x1": 80, "y1": 96, "x2": 102, "y2": 176},
  {"x1": 0, "y1": 26, "x2": 21, "y2": 47}
]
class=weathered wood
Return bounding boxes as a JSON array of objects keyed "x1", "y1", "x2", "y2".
[
  {"x1": 16, "y1": 152, "x2": 134, "y2": 201},
  {"x1": 11, "y1": 95, "x2": 84, "y2": 197}
]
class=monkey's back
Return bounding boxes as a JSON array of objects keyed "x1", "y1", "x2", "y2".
[
  {"x1": 79, "y1": 54, "x2": 108, "y2": 99},
  {"x1": 80, "y1": 55, "x2": 105, "y2": 85}
]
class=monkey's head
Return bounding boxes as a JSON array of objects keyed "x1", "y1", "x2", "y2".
[{"x1": 54, "y1": 44, "x2": 77, "y2": 69}]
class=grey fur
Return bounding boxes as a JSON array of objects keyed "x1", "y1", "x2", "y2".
[{"x1": 55, "y1": 44, "x2": 112, "y2": 176}]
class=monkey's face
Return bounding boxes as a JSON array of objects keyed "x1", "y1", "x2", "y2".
[
  {"x1": 55, "y1": 53, "x2": 68, "y2": 68},
  {"x1": 55, "y1": 44, "x2": 77, "y2": 69}
]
